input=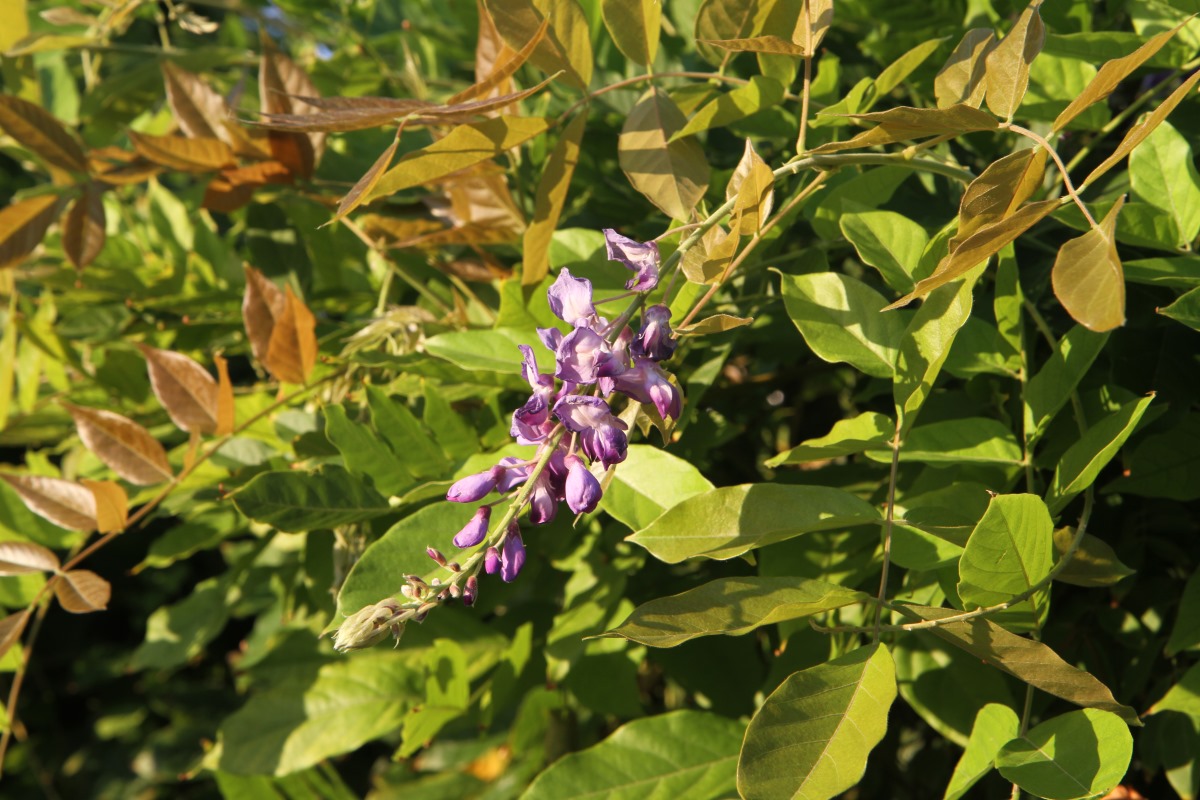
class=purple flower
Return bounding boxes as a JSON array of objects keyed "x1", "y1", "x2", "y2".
[
  {"x1": 556, "y1": 323, "x2": 611, "y2": 384},
  {"x1": 537, "y1": 326, "x2": 564, "y2": 353},
  {"x1": 447, "y1": 466, "x2": 504, "y2": 502},
  {"x1": 512, "y1": 345, "x2": 558, "y2": 444},
  {"x1": 500, "y1": 527, "x2": 526, "y2": 582},
  {"x1": 527, "y1": 446, "x2": 565, "y2": 525},
  {"x1": 565, "y1": 455, "x2": 602, "y2": 514},
  {"x1": 453, "y1": 506, "x2": 491, "y2": 548},
  {"x1": 554, "y1": 395, "x2": 629, "y2": 468},
  {"x1": 496, "y1": 457, "x2": 531, "y2": 493},
  {"x1": 484, "y1": 546, "x2": 501, "y2": 574},
  {"x1": 547, "y1": 268, "x2": 596, "y2": 325},
  {"x1": 632, "y1": 304, "x2": 676, "y2": 362},
  {"x1": 463, "y1": 575, "x2": 478, "y2": 606},
  {"x1": 604, "y1": 229, "x2": 660, "y2": 292},
  {"x1": 610, "y1": 358, "x2": 683, "y2": 421}
]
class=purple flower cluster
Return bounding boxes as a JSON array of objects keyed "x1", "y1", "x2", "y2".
[{"x1": 443, "y1": 230, "x2": 682, "y2": 584}]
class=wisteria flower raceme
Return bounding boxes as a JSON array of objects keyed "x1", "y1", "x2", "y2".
[
  {"x1": 547, "y1": 267, "x2": 597, "y2": 326},
  {"x1": 555, "y1": 323, "x2": 612, "y2": 384},
  {"x1": 554, "y1": 395, "x2": 629, "y2": 468},
  {"x1": 609, "y1": 358, "x2": 682, "y2": 421},
  {"x1": 603, "y1": 229, "x2": 660, "y2": 292}
]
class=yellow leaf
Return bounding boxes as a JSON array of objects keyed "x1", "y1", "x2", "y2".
[
  {"x1": 485, "y1": 0, "x2": 592, "y2": 90},
  {"x1": 985, "y1": 0, "x2": 1046, "y2": 121},
  {"x1": 0, "y1": 473, "x2": 97, "y2": 531},
  {"x1": 729, "y1": 139, "x2": 774, "y2": 235},
  {"x1": 619, "y1": 87, "x2": 710, "y2": 221},
  {"x1": 264, "y1": 287, "x2": 317, "y2": 385},
  {"x1": 700, "y1": 35, "x2": 806, "y2": 56},
  {"x1": 54, "y1": 569, "x2": 111, "y2": 614},
  {"x1": 214, "y1": 354, "x2": 235, "y2": 436},
  {"x1": 811, "y1": 105, "x2": 998, "y2": 154},
  {"x1": 601, "y1": 0, "x2": 661, "y2": 66},
  {"x1": 0, "y1": 94, "x2": 88, "y2": 172},
  {"x1": 0, "y1": 193, "x2": 67, "y2": 270},
  {"x1": 63, "y1": 183, "x2": 106, "y2": 269},
  {"x1": 682, "y1": 219, "x2": 739, "y2": 284},
  {"x1": 675, "y1": 313, "x2": 753, "y2": 335},
  {"x1": 951, "y1": 148, "x2": 1047, "y2": 249},
  {"x1": 794, "y1": 0, "x2": 833, "y2": 50},
  {"x1": 139, "y1": 345, "x2": 219, "y2": 434},
  {"x1": 332, "y1": 134, "x2": 400, "y2": 223},
  {"x1": 82, "y1": 479, "x2": 128, "y2": 534},
  {"x1": 1052, "y1": 197, "x2": 1126, "y2": 333},
  {"x1": 127, "y1": 130, "x2": 235, "y2": 172},
  {"x1": 523, "y1": 112, "x2": 585, "y2": 285},
  {"x1": 935, "y1": 28, "x2": 994, "y2": 109},
  {"x1": 64, "y1": 403, "x2": 172, "y2": 485}
]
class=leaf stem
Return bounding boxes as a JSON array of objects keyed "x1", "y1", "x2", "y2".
[
  {"x1": 796, "y1": 6, "x2": 815, "y2": 155},
  {"x1": 874, "y1": 419, "x2": 902, "y2": 643},
  {"x1": 1001, "y1": 122, "x2": 1097, "y2": 229}
]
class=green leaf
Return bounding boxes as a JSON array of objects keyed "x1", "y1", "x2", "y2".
[
  {"x1": 398, "y1": 639, "x2": 469, "y2": 758},
  {"x1": 1051, "y1": 197, "x2": 1127, "y2": 333},
  {"x1": 1046, "y1": 394, "x2": 1155, "y2": 515},
  {"x1": 1024, "y1": 325, "x2": 1109, "y2": 446},
  {"x1": 1149, "y1": 661, "x2": 1200, "y2": 718},
  {"x1": 1167, "y1": 566, "x2": 1200, "y2": 656},
  {"x1": 875, "y1": 36, "x2": 946, "y2": 97},
  {"x1": 216, "y1": 650, "x2": 420, "y2": 775},
  {"x1": 996, "y1": 709, "x2": 1133, "y2": 800},
  {"x1": 600, "y1": 577, "x2": 868, "y2": 648},
  {"x1": 957, "y1": 494, "x2": 1053, "y2": 630},
  {"x1": 894, "y1": 269, "x2": 980, "y2": 435},
  {"x1": 1106, "y1": 413, "x2": 1200, "y2": 501},
  {"x1": 868, "y1": 417, "x2": 1022, "y2": 466},
  {"x1": 890, "y1": 522, "x2": 965, "y2": 571},
  {"x1": 601, "y1": 0, "x2": 660, "y2": 66},
  {"x1": 619, "y1": 87, "x2": 710, "y2": 221},
  {"x1": 1160, "y1": 285, "x2": 1200, "y2": 331},
  {"x1": 521, "y1": 710, "x2": 744, "y2": 800},
  {"x1": 776, "y1": 269, "x2": 906, "y2": 379},
  {"x1": 905, "y1": 605, "x2": 1140, "y2": 724},
  {"x1": 737, "y1": 644, "x2": 897, "y2": 800},
  {"x1": 422, "y1": 382, "x2": 478, "y2": 463},
  {"x1": 944, "y1": 704, "x2": 1021, "y2": 800},
  {"x1": 809, "y1": 165, "x2": 912, "y2": 240},
  {"x1": 599, "y1": 444, "x2": 713, "y2": 531},
  {"x1": 766, "y1": 411, "x2": 894, "y2": 467},
  {"x1": 985, "y1": 0, "x2": 1046, "y2": 121},
  {"x1": 484, "y1": 0, "x2": 593, "y2": 89},
  {"x1": 627, "y1": 484, "x2": 881, "y2": 563},
  {"x1": 524, "y1": 112, "x2": 586, "y2": 286},
  {"x1": 1130, "y1": 121, "x2": 1200, "y2": 246},
  {"x1": 232, "y1": 465, "x2": 393, "y2": 533},
  {"x1": 672, "y1": 76, "x2": 785, "y2": 141},
  {"x1": 812, "y1": 104, "x2": 998, "y2": 155},
  {"x1": 1052, "y1": 527, "x2": 1135, "y2": 588},
  {"x1": 130, "y1": 576, "x2": 229, "y2": 670},
  {"x1": 840, "y1": 210, "x2": 928, "y2": 294},
  {"x1": 366, "y1": 386, "x2": 450, "y2": 481},
  {"x1": 423, "y1": 327, "x2": 549, "y2": 375},
  {"x1": 1125, "y1": 256, "x2": 1200, "y2": 288},
  {"x1": 935, "y1": 28, "x2": 994, "y2": 108},
  {"x1": 943, "y1": 317, "x2": 1021, "y2": 378},
  {"x1": 324, "y1": 404, "x2": 414, "y2": 497}
]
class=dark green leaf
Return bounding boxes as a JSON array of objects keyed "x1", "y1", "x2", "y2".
[
  {"x1": 1046, "y1": 394, "x2": 1155, "y2": 515},
  {"x1": 232, "y1": 465, "x2": 393, "y2": 533}
]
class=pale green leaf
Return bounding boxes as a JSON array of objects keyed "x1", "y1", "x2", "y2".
[
  {"x1": 619, "y1": 87, "x2": 710, "y2": 221},
  {"x1": 737, "y1": 644, "x2": 896, "y2": 800},
  {"x1": 1024, "y1": 325, "x2": 1109, "y2": 446},
  {"x1": 1130, "y1": 120, "x2": 1200, "y2": 246},
  {"x1": 840, "y1": 210, "x2": 928, "y2": 293},
  {"x1": 599, "y1": 444, "x2": 713, "y2": 531},
  {"x1": 944, "y1": 704, "x2": 1021, "y2": 800},
  {"x1": 996, "y1": 709, "x2": 1133, "y2": 800},
  {"x1": 957, "y1": 494, "x2": 1053, "y2": 630},
  {"x1": 325, "y1": 404, "x2": 414, "y2": 497},
  {"x1": 868, "y1": 417, "x2": 1022, "y2": 466},
  {"x1": 423, "y1": 327, "x2": 550, "y2": 375},
  {"x1": 766, "y1": 411, "x2": 894, "y2": 467},
  {"x1": 1046, "y1": 394, "x2": 1155, "y2": 515}
]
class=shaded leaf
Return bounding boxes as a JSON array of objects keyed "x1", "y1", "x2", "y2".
[
  {"x1": 957, "y1": 494, "x2": 1053, "y2": 630},
  {"x1": 1166, "y1": 567, "x2": 1200, "y2": 656},
  {"x1": 259, "y1": 45, "x2": 324, "y2": 177},
  {"x1": 366, "y1": 386, "x2": 450, "y2": 481},
  {"x1": 602, "y1": 577, "x2": 867, "y2": 648},
  {"x1": 0, "y1": 609, "x2": 30, "y2": 661},
  {"x1": 1046, "y1": 394, "x2": 1154, "y2": 515},
  {"x1": 263, "y1": 287, "x2": 317, "y2": 385},
  {"x1": 627, "y1": 484, "x2": 881, "y2": 563},
  {"x1": 0, "y1": 193, "x2": 68, "y2": 269},
  {"x1": 127, "y1": 131, "x2": 235, "y2": 172},
  {"x1": 694, "y1": 0, "x2": 763, "y2": 66},
  {"x1": 242, "y1": 264, "x2": 287, "y2": 363},
  {"x1": 0, "y1": 473, "x2": 96, "y2": 531},
  {"x1": 601, "y1": 0, "x2": 660, "y2": 65},
  {"x1": 907, "y1": 605, "x2": 1140, "y2": 724},
  {"x1": 944, "y1": 704, "x2": 1021, "y2": 800},
  {"x1": 82, "y1": 479, "x2": 128, "y2": 534},
  {"x1": 332, "y1": 135, "x2": 399, "y2": 223},
  {"x1": 619, "y1": 87, "x2": 710, "y2": 221},
  {"x1": 1052, "y1": 197, "x2": 1126, "y2": 333},
  {"x1": 729, "y1": 139, "x2": 774, "y2": 235},
  {"x1": 54, "y1": 569, "x2": 111, "y2": 613},
  {"x1": 675, "y1": 313, "x2": 753, "y2": 336},
  {"x1": 985, "y1": 0, "x2": 1046, "y2": 121},
  {"x1": 232, "y1": 465, "x2": 392, "y2": 533},
  {"x1": 0, "y1": 94, "x2": 88, "y2": 172},
  {"x1": 777, "y1": 269, "x2": 905, "y2": 379},
  {"x1": 140, "y1": 345, "x2": 219, "y2": 434},
  {"x1": 62, "y1": 183, "x2": 106, "y2": 269},
  {"x1": 131, "y1": 575, "x2": 229, "y2": 670},
  {"x1": 681, "y1": 222, "x2": 738, "y2": 285},
  {"x1": 996, "y1": 709, "x2": 1133, "y2": 800},
  {"x1": 767, "y1": 411, "x2": 894, "y2": 467},
  {"x1": 812, "y1": 105, "x2": 998, "y2": 154},
  {"x1": 523, "y1": 711, "x2": 743, "y2": 800},
  {"x1": 1024, "y1": 325, "x2": 1108, "y2": 445},
  {"x1": 701, "y1": 35, "x2": 806, "y2": 56},
  {"x1": 523, "y1": 112, "x2": 585, "y2": 286},
  {"x1": 935, "y1": 29, "x2": 995, "y2": 109},
  {"x1": 952, "y1": 148, "x2": 1047, "y2": 249},
  {"x1": 484, "y1": 0, "x2": 592, "y2": 90},
  {"x1": 738, "y1": 645, "x2": 896, "y2": 800},
  {"x1": 0, "y1": 540, "x2": 60, "y2": 575},
  {"x1": 1052, "y1": 527, "x2": 1135, "y2": 588},
  {"x1": 325, "y1": 404, "x2": 414, "y2": 498},
  {"x1": 64, "y1": 403, "x2": 172, "y2": 485}
]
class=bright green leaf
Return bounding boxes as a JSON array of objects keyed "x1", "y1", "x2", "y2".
[
  {"x1": 1024, "y1": 325, "x2": 1109, "y2": 446},
  {"x1": 1046, "y1": 394, "x2": 1155, "y2": 515},
  {"x1": 599, "y1": 444, "x2": 713, "y2": 531},
  {"x1": 957, "y1": 493, "x2": 1053, "y2": 630},
  {"x1": 766, "y1": 411, "x2": 894, "y2": 467},
  {"x1": 944, "y1": 704, "x2": 1021, "y2": 799},
  {"x1": 868, "y1": 417, "x2": 1022, "y2": 466},
  {"x1": 996, "y1": 709, "x2": 1133, "y2": 800},
  {"x1": 840, "y1": 210, "x2": 928, "y2": 294},
  {"x1": 672, "y1": 76, "x2": 785, "y2": 141}
]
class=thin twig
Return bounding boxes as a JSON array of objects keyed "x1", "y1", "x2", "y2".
[
  {"x1": 1002, "y1": 122, "x2": 1097, "y2": 229},
  {"x1": 874, "y1": 419, "x2": 903, "y2": 643}
]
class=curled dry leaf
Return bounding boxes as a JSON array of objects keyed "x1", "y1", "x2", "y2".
[
  {"x1": 0, "y1": 194, "x2": 69, "y2": 270},
  {"x1": 82, "y1": 480, "x2": 129, "y2": 534},
  {"x1": 0, "y1": 540, "x2": 61, "y2": 575},
  {"x1": 264, "y1": 287, "x2": 318, "y2": 385},
  {"x1": 54, "y1": 569, "x2": 112, "y2": 614},
  {"x1": 139, "y1": 345, "x2": 219, "y2": 434},
  {"x1": 0, "y1": 473, "x2": 97, "y2": 531},
  {"x1": 453, "y1": 16, "x2": 548, "y2": 104},
  {"x1": 0, "y1": 609, "x2": 30, "y2": 661},
  {"x1": 64, "y1": 403, "x2": 172, "y2": 485},
  {"x1": 63, "y1": 183, "x2": 107, "y2": 269}
]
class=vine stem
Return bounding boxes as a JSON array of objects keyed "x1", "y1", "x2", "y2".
[
  {"x1": 874, "y1": 419, "x2": 902, "y2": 643},
  {"x1": 1001, "y1": 122, "x2": 1097, "y2": 229},
  {"x1": 796, "y1": 2, "x2": 815, "y2": 155},
  {"x1": 0, "y1": 372, "x2": 340, "y2": 774}
]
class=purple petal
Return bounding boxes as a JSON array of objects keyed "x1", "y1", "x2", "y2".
[
  {"x1": 462, "y1": 575, "x2": 478, "y2": 606},
  {"x1": 632, "y1": 304, "x2": 677, "y2": 362},
  {"x1": 565, "y1": 455, "x2": 602, "y2": 514},
  {"x1": 500, "y1": 529, "x2": 526, "y2": 582},
  {"x1": 555, "y1": 324, "x2": 611, "y2": 384},
  {"x1": 495, "y1": 457, "x2": 531, "y2": 493},
  {"x1": 604, "y1": 229, "x2": 661, "y2": 292},
  {"x1": 547, "y1": 268, "x2": 596, "y2": 325},
  {"x1": 447, "y1": 466, "x2": 502, "y2": 502},
  {"x1": 484, "y1": 546, "x2": 501, "y2": 574},
  {"x1": 537, "y1": 326, "x2": 564, "y2": 353},
  {"x1": 452, "y1": 506, "x2": 491, "y2": 548}
]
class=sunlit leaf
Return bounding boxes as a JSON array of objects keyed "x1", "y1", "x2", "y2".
[
  {"x1": 674, "y1": 313, "x2": 753, "y2": 336},
  {"x1": 139, "y1": 345, "x2": 219, "y2": 434},
  {"x1": 82, "y1": 479, "x2": 128, "y2": 533},
  {"x1": 1051, "y1": 197, "x2": 1126, "y2": 333},
  {"x1": 161, "y1": 62, "x2": 233, "y2": 144},
  {"x1": 0, "y1": 540, "x2": 60, "y2": 575},
  {"x1": 602, "y1": 0, "x2": 660, "y2": 65},
  {"x1": 332, "y1": 135, "x2": 399, "y2": 223},
  {"x1": 729, "y1": 139, "x2": 774, "y2": 235},
  {"x1": 523, "y1": 113, "x2": 585, "y2": 285},
  {"x1": 681, "y1": 221, "x2": 738, "y2": 285},
  {"x1": 840, "y1": 210, "x2": 928, "y2": 293},
  {"x1": 602, "y1": 577, "x2": 867, "y2": 648},
  {"x1": 952, "y1": 148, "x2": 1047, "y2": 249},
  {"x1": 259, "y1": 45, "x2": 324, "y2": 177},
  {"x1": 1024, "y1": 325, "x2": 1108, "y2": 445},
  {"x1": 935, "y1": 28, "x2": 995, "y2": 108},
  {"x1": 701, "y1": 35, "x2": 806, "y2": 56},
  {"x1": 985, "y1": 0, "x2": 1046, "y2": 121},
  {"x1": 619, "y1": 87, "x2": 710, "y2": 221},
  {"x1": 0, "y1": 94, "x2": 88, "y2": 172},
  {"x1": 1129, "y1": 120, "x2": 1200, "y2": 246},
  {"x1": 673, "y1": 76, "x2": 785, "y2": 142},
  {"x1": 957, "y1": 494, "x2": 1053, "y2": 630},
  {"x1": 62, "y1": 183, "x2": 106, "y2": 269},
  {"x1": 996, "y1": 709, "x2": 1133, "y2": 800},
  {"x1": 598, "y1": 444, "x2": 712, "y2": 531},
  {"x1": 451, "y1": 17, "x2": 548, "y2": 104},
  {"x1": 870, "y1": 417, "x2": 1021, "y2": 466},
  {"x1": 54, "y1": 569, "x2": 111, "y2": 613},
  {"x1": 812, "y1": 104, "x2": 998, "y2": 154},
  {"x1": 738, "y1": 645, "x2": 896, "y2": 800},
  {"x1": 64, "y1": 403, "x2": 172, "y2": 485},
  {"x1": 875, "y1": 36, "x2": 946, "y2": 97},
  {"x1": 242, "y1": 264, "x2": 287, "y2": 363},
  {"x1": 484, "y1": 0, "x2": 592, "y2": 90},
  {"x1": 795, "y1": 0, "x2": 833, "y2": 51},
  {"x1": 767, "y1": 411, "x2": 894, "y2": 467},
  {"x1": 1046, "y1": 393, "x2": 1154, "y2": 515},
  {"x1": 127, "y1": 131, "x2": 236, "y2": 172},
  {"x1": 944, "y1": 704, "x2": 1020, "y2": 800},
  {"x1": 0, "y1": 473, "x2": 97, "y2": 531},
  {"x1": 0, "y1": 193, "x2": 68, "y2": 270},
  {"x1": 473, "y1": 0, "x2": 517, "y2": 100},
  {"x1": 694, "y1": 0, "x2": 761, "y2": 66},
  {"x1": 214, "y1": 354, "x2": 235, "y2": 436}
]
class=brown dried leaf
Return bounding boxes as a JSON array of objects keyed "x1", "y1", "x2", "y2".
[
  {"x1": 811, "y1": 105, "x2": 998, "y2": 154},
  {"x1": 1084, "y1": 70, "x2": 1200, "y2": 188},
  {"x1": 935, "y1": 28, "x2": 994, "y2": 109},
  {"x1": 54, "y1": 569, "x2": 111, "y2": 614},
  {"x1": 242, "y1": 264, "x2": 287, "y2": 362},
  {"x1": 260, "y1": 45, "x2": 325, "y2": 176},
  {"x1": 128, "y1": 131, "x2": 235, "y2": 172},
  {"x1": 1052, "y1": 197, "x2": 1125, "y2": 333},
  {"x1": 139, "y1": 345, "x2": 219, "y2": 434},
  {"x1": 475, "y1": 0, "x2": 517, "y2": 97},
  {"x1": 0, "y1": 540, "x2": 60, "y2": 575},
  {"x1": 63, "y1": 403, "x2": 172, "y2": 485},
  {"x1": 452, "y1": 17, "x2": 548, "y2": 104},
  {"x1": 63, "y1": 183, "x2": 106, "y2": 269},
  {"x1": 699, "y1": 35, "x2": 806, "y2": 56},
  {"x1": 985, "y1": 0, "x2": 1046, "y2": 121},
  {"x1": 162, "y1": 62, "x2": 231, "y2": 143},
  {"x1": 203, "y1": 161, "x2": 293, "y2": 213},
  {"x1": 0, "y1": 95, "x2": 88, "y2": 172},
  {"x1": 0, "y1": 473, "x2": 97, "y2": 531},
  {"x1": 728, "y1": 139, "x2": 774, "y2": 235},
  {"x1": 90, "y1": 152, "x2": 163, "y2": 187},
  {"x1": 0, "y1": 194, "x2": 68, "y2": 269},
  {"x1": 264, "y1": 287, "x2": 317, "y2": 385},
  {"x1": 82, "y1": 479, "x2": 128, "y2": 533},
  {"x1": 484, "y1": 0, "x2": 592, "y2": 90},
  {"x1": 951, "y1": 147, "x2": 1047, "y2": 249},
  {"x1": 0, "y1": 609, "x2": 30, "y2": 661},
  {"x1": 619, "y1": 87, "x2": 710, "y2": 221},
  {"x1": 524, "y1": 112, "x2": 585, "y2": 285},
  {"x1": 214, "y1": 354, "x2": 235, "y2": 436}
]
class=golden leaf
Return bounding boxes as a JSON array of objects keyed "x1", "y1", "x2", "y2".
[
  {"x1": 64, "y1": 403, "x2": 172, "y2": 485},
  {"x1": 63, "y1": 183, "x2": 106, "y2": 269},
  {"x1": 242, "y1": 264, "x2": 287, "y2": 363},
  {"x1": 127, "y1": 130, "x2": 235, "y2": 172},
  {"x1": 82, "y1": 479, "x2": 129, "y2": 534},
  {"x1": 264, "y1": 287, "x2": 317, "y2": 385},
  {"x1": 1052, "y1": 197, "x2": 1126, "y2": 333},
  {"x1": 0, "y1": 473, "x2": 97, "y2": 531},
  {"x1": 54, "y1": 569, "x2": 111, "y2": 614},
  {"x1": 214, "y1": 354, "x2": 235, "y2": 436},
  {"x1": 0, "y1": 94, "x2": 88, "y2": 172},
  {"x1": 619, "y1": 87, "x2": 710, "y2": 221},
  {"x1": 0, "y1": 194, "x2": 68, "y2": 270},
  {"x1": 984, "y1": 0, "x2": 1046, "y2": 121},
  {"x1": 139, "y1": 345, "x2": 219, "y2": 434}
]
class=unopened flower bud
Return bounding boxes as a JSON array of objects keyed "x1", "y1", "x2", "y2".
[
  {"x1": 463, "y1": 575, "x2": 479, "y2": 606},
  {"x1": 453, "y1": 506, "x2": 491, "y2": 548},
  {"x1": 426, "y1": 547, "x2": 447, "y2": 566},
  {"x1": 333, "y1": 599, "x2": 403, "y2": 652},
  {"x1": 500, "y1": 529, "x2": 526, "y2": 583},
  {"x1": 447, "y1": 466, "x2": 504, "y2": 503},
  {"x1": 565, "y1": 454, "x2": 603, "y2": 514}
]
